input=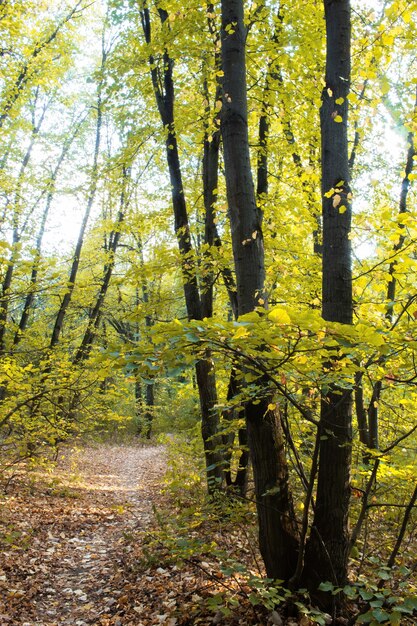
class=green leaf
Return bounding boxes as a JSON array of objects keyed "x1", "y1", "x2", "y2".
[
  {"x1": 389, "y1": 611, "x2": 402, "y2": 625},
  {"x1": 318, "y1": 581, "x2": 334, "y2": 592},
  {"x1": 356, "y1": 610, "x2": 375, "y2": 623},
  {"x1": 371, "y1": 608, "x2": 390, "y2": 623},
  {"x1": 268, "y1": 307, "x2": 291, "y2": 324}
]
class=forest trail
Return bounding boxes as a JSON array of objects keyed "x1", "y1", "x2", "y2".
[{"x1": 0, "y1": 443, "x2": 171, "y2": 626}]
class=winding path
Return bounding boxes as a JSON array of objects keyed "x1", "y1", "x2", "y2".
[{"x1": 0, "y1": 444, "x2": 168, "y2": 625}]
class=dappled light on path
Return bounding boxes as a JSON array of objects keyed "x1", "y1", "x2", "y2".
[{"x1": 0, "y1": 444, "x2": 167, "y2": 625}]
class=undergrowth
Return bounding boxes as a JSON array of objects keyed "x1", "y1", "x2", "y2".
[{"x1": 137, "y1": 431, "x2": 417, "y2": 626}]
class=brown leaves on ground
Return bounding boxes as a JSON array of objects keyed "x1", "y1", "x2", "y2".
[
  {"x1": 0, "y1": 443, "x2": 272, "y2": 626},
  {"x1": 0, "y1": 443, "x2": 348, "y2": 625}
]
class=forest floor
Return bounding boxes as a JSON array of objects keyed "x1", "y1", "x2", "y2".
[
  {"x1": 3, "y1": 442, "x2": 411, "y2": 626},
  {"x1": 0, "y1": 442, "x2": 277, "y2": 626}
]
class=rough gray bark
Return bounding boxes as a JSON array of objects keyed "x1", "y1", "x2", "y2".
[
  {"x1": 304, "y1": 0, "x2": 352, "y2": 610},
  {"x1": 221, "y1": 0, "x2": 299, "y2": 581}
]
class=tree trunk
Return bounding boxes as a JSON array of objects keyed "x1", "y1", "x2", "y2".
[
  {"x1": 304, "y1": 0, "x2": 352, "y2": 610},
  {"x1": 73, "y1": 169, "x2": 127, "y2": 364},
  {"x1": 140, "y1": 4, "x2": 223, "y2": 491},
  {"x1": 367, "y1": 119, "x2": 416, "y2": 451},
  {"x1": 14, "y1": 116, "x2": 82, "y2": 345},
  {"x1": 221, "y1": 0, "x2": 299, "y2": 581},
  {"x1": 0, "y1": 99, "x2": 46, "y2": 355}
]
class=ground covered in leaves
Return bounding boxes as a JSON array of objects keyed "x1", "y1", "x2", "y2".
[
  {"x1": 0, "y1": 442, "x2": 277, "y2": 625},
  {"x1": 0, "y1": 442, "x2": 414, "y2": 626}
]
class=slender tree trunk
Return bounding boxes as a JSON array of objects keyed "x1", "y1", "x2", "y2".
[
  {"x1": 50, "y1": 46, "x2": 105, "y2": 349},
  {"x1": 14, "y1": 117, "x2": 83, "y2": 345},
  {"x1": 140, "y1": 4, "x2": 223, "y2": 491},
  {"x1": 221, "y1": 0, "x2": 299, "y2": 581},
  {"x1": 304, "y1": 0, "x2": 352, "y2": 610},
  {"x1": 73, "y1": 169, "x2": 127, "y2": 364},
  {"x1": 0, "y1": 98, "x2": 46, "y2": 354},
  {"x1": 353, "y1": 96, "x2": 416, "y2": 455},
  {"x1": 141, "y1": 249, "x2": 155, "y2": 439},
  {"x1": 368, "y1": 117, "x2": 416, "y2": 450},
  {"x1": 144, "y1": 380, "x2": 154, "y2": 439}
]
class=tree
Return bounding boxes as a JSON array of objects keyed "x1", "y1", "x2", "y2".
[
  {"x1": 303, "y1": 0, "x2": 353, "y2": 606},
  {"x1": 220, "y1": 0, "x2": 299, "y2": 582},
  {"x1": 138, "y1": 2, "x2": 224, "y2": 490}
]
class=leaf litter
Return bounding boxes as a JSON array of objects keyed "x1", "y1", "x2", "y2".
[
  {"x1": 0, "y1": 444, "x2": 272, "y2": 625},
  {"x1": 0, "y1": 443, "x2": 350, "y2": 625}
]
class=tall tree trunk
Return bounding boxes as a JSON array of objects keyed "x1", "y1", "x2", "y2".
[
  {"x1": 368, "y1": 117, "x2": 416, "y2": 450},
  {"x1": 73, "y1": 168, "x2": 127, "y2": 364},
  {"x1": 353, "y1": 91, "x2": 416, "y2": 456},
  {"x1": 221, "y1": 0, "x2": 299, "y2": 581},
  {"x1": 304, "y1": 0, "x2": 352, "y2": 610},
  {"x1": 140, "y1": 243, "x2": 155, "y2": 439},
  {"x1": 0, "y1": 95, "x2": 46, "y2": 355},
  {"x1": 201, "y1": 36, "x2": 245, "y2": 488},
  {"x1": 140, "y1": 4, "x2": 223, "y2": 491}
]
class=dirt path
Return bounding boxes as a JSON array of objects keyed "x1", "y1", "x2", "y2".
[{"x1": 0, "y1": 444, "x2": 169, "y2": 626}]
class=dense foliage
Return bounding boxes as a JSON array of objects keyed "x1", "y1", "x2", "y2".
[{"x1": 0, "y1": 0, "x2": 416, "y2": 622}]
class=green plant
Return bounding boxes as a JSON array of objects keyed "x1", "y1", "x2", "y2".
[{"x1": 319, "y1": 578, "x2": 417, "y2": 625}]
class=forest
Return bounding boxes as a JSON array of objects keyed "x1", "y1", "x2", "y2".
[{"x1": 0, "y1": 0, "x2": 416, "y2": 624}]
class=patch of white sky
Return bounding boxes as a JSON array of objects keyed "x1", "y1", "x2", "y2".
[
  {"x1": 41, "y1": 0, "x2": 106, "y2": 255},
  {"x1": 349, "y1": 0, "x2": 414, "y2": 260}
]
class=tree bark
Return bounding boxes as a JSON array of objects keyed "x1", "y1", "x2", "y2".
[
  {"x1": 304, "y1": 0, "x2": 352, "y2": 610},
  {"x1": 140, "y1": 4, "x2": 223, "y2": 490},
  {"x1": 221, "y1": 0, "x2": 299, "y2": 581}
]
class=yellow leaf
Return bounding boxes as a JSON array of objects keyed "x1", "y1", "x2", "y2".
[
  {"x1": 268, "y1": 308, "x2": 291, "y2": 325},
  {"x1": 324, "y1": 188, "x2": 335, "y2": 198},
  {"x1": 335, "y1": 97, "x2": 344, "y2": 105},
  {"x1": 233, "y1": 326, "x2": 250, "y2": 339},
  {"x1": 267, "y1": 403, "x2": 276, "y2": 411},
  {"x1": 334, "y1": 115, "x2": 343, "y2": 123},
  {"x1": 381, "y1": 33, "x2": 394, "y2": 46},
  {"x1": 339, "y1": 205, "x2": 347, "y2": 214}
]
